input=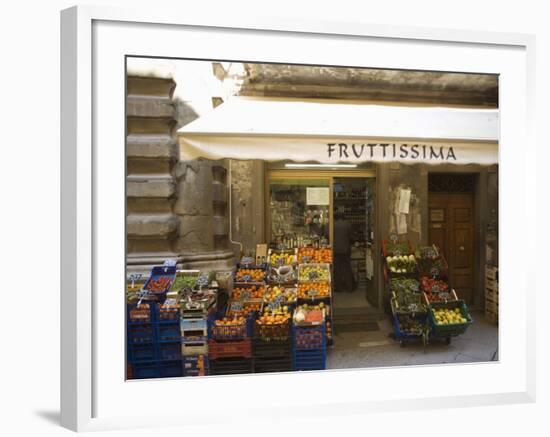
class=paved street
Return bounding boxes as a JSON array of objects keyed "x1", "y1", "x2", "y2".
[{"x1": 327, "y1": 311, "x2": 498, "y2": 369}]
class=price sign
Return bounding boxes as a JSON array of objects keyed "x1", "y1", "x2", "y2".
[
  {"x1": 410, "y1": 283, "x2": 420, "y2": 292},
  {"x1": 394, "y1": 248, "x2": 403, "y2": 257},
  {"x1": 430, "y1": 267, "x2": 440, "y2": 278},
  {"x1": 302, "y1": 255, "x2": 311, "y2": 263},
  {"x1": 268, "y1": 301, "x2": 281, "y2": 312},
  {"x1": 241, "y1": 290, "x2": 251, "y2": 300},
  {"x1": 230, "y1": 301, "x2": 243, "y2": 312},
  {"x1": 128, "y1": 273, "x2": 142, "y2": 288},
  {"x1": 389, "y1": 233, "x2": 398, "y2": 244},
  {"x1": 308, "y1": 289, "x2": 318, "y2": 298},
  {"x1": 431, "y1": 284, "x2": 441, "y2": 294},
  {"x1": 241, "y1": 275, "x2": 252, "y2": 282},
  {"x1": 276, "y1": 258, "x2": 284, "y2": 265}
]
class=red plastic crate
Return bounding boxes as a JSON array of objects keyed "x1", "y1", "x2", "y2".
[{"x1": 208, "y1": 338, "x2": 252, "y2": 359}]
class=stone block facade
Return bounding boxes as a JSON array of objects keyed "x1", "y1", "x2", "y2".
[{"x1": 126, "y1": 75, "x2": 234, "y2": 275}]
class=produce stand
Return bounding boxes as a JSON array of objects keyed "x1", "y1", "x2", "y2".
[
  {"x1": 390, "y1": 298, "x2": 429, "y2": 347},
  {"x1": 425, "y1": 294, "x2": 473, "y2": 344}
]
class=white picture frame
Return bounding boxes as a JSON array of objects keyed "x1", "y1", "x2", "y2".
[{"x1": 60, "y1": 5, "x2": 536, "y2": 432}]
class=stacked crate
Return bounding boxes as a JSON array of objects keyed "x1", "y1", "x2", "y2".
[
  {"x1": 253, "y1": 316, "x2": 293, "y2": 373},
  {"x1": 180, "y1": 316, "x2": 209, "y2": 376},
  {"x1": 485, "y1": 265, "x2": 499, "y2": 324},
  {"x1": 292, "y1": 322, "x2": 327, "y2": 371},
  {"x1": 127, "y1": 302, "x2": 183, "y2": 379},
  {"x1": 208, "y1": 315, "x2": 254, "y2": 375}
]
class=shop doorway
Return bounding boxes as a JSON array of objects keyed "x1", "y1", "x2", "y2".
[
  {"x1": 266, "y1": 170, "x2": 379, "y2": 315},
  {"x1": 428, "y1": 174, "x2": 476, "y2": 305}
]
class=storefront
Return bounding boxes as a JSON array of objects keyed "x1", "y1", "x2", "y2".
[{"x1": 177, "y1": 97, "x2": 498, "y2": 315}]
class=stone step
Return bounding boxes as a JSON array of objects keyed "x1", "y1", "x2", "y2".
[
  {"x1": 126, "y1": 134, "x2": 177, "y2": 160},
  {"x1": 127, "y1": 213, "x2": 179, "y2": 238},
  {"x1": 126, "y1": 95, "x2": 175, "y2": 118},
  {"x1": 127, "y1": 76, "x2": 175, "y2": 99},
  {"x1": 127, "y1": 175, "x2": 175, "y2": 198},
  {"x1": 127, "y1": 117, "x2": 175, "y2": 136}
]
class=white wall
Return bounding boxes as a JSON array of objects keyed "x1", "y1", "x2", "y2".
[{"x1": 0, "y1": 1, "x2": 547, "y2": 436}]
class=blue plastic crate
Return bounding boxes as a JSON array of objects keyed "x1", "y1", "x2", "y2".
[
  {"x1": 159, "y1": 360, "x2": 183, "y2": 378},
  {"x1": 159, "y1": 342, "x2": 181, "y2": 361},
  {"x1": 128, "y1": 343, "x2": 157, "y2": 363},
  {"x1": 293, "y1": 348, "x2": 326, "y2": 371},
  {"x1": 143, "y1": 265, "x2": 177, "y2": 296},
  {"x1": 132, "y1": 362, "x2": 160, "y2": 379},
  {"x1": 157, "y1": 322, "x2": 181, "y2": 342},
  {"x1": 128, "y1": 324, "x2": 155, "y2": 344},
  {"x1": 293, "y1": 323, "x2": 326, "y2": 350}
]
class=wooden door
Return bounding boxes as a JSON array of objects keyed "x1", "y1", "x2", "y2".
[{"x1": 428, "y1": 193, "x2": 475, "y2": 304}]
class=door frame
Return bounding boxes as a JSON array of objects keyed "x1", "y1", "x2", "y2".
[
  {"x1": 427, "y1": 168, "x2": 487, "y2": 309},
  {"x1": 265, "y1": 168, "x2": 382, "y2": 311}
]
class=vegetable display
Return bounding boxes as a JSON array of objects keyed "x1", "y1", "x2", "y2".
[
  {"x1": 172, "y1": 274, "x2": 197, "y2": 291},
  {"x1": 386, "y1": 255, "x2": 417, "y2": 274}
]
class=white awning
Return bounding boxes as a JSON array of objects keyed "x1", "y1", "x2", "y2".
[{"x1": 177, "y1": 97, "x2": 498, "y2": 165}]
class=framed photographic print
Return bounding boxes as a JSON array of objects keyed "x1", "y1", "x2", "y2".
[{"x1": 61, "y1": 5, "x2": 536, "y2": 432}]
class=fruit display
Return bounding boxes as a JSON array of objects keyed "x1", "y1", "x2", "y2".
[
  {"x1": 293, "y1": 304, "x2": 325, "y2": 325},
  {"x1": 432, "y1": 307, "x2": 468, "y2": 325},
  {"x1": 255, "y1": 306, "x2": 292, "y2": 340},
  {"x1": 297, "y1": 282, "x2": 330, "y2": 299},
  {"x1": 298, "y1": 264, "x2": 330, "y2": 282},
  {"x1": 128, "y1": 303, "x2": 152, "y2": 323},
  {"x1": 264, "y1": 285, "x2": 297, "y2": 305},
  {"x1": 235, "y1": 268, "x2": 266, "y2": 282},
  {"x1": 145, "y1": 275, "x2": 173, "y2": 293},
  {"x1": 158, "y1": 298, "x2": 179, "y2": 320},
  {"x1": 210, "y1": 315, "x2": 249, "y2": 340},
  {"x1": 233, "y1": 284, "x2": 265, "y2": 300},
  {"x1": 385, "y1": 255, "x2": 417, "y2": 274},
  {"x1": 298, "y1": 247, "x2": 333, "y2": 264},
  {"x1": 226, "y1": 300, "x2": 262, "y2": 317},
  {"x1": 268, "y1": 251, "x2": 297, "y2": 266}
]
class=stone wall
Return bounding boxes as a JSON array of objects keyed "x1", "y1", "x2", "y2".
[
  {"x1": 126, "y1": 75, "x2": 234, "y2": 275},
  {"x1": 126, "y1": 76, "x2": 179, "y2": 274}
]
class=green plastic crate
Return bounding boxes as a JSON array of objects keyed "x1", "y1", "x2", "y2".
[{"x1": 427, "y1": 299, "x2": 473, "y2": 338}]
